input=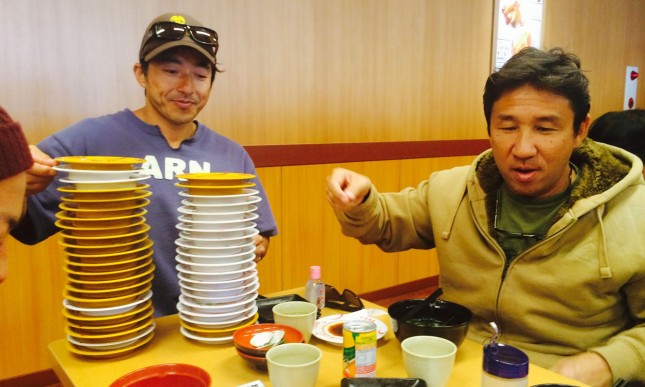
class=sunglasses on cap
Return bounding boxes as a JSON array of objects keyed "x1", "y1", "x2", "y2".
[
  {"x1": 148, "y1": 21, "x2": 219, "y2": 54},
  {"x1": 325, "y1": 285, "x2": 364, "y2": 312}
]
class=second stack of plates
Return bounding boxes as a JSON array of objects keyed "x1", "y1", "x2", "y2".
[
  {"x1": 174, "y1": 173, "x2": 262, "y2": 344},
  {"x1": 54, "y1": 156, "x2": 156, "y2": 359}
]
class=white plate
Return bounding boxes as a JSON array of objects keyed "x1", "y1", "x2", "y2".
[
  {"x1": 59, "y1": 175, "x2": 150, "y2": 188},
  {"x1": 62, "y1": 290, "x2": 153, "y2": 317},
  {"x1": 177, "y1": 212, "x2": 259, "y2": 225},
  {"x1": 177, "y1": 270, "x2": 258, "y2": 289},
  {"x1": 312, "y1": 313, "x2": 388, "y2": 345},
  {"x1": 54, "y1": 166, "x2": 149, "y2": 181},
  {"x1": 179, "y1": 326, "x2": 233, "y2": 344},
  {"x1": 178, "y1": 189, "x2": 260, "y2": 205},
  {"x1": 175, "y1": 238, "x2": 255, "y2": 255},
  {"x1": 175, "y1": 262, "x2": 257, "y2": 281},
  {"x1": 178, "y1": 228, "x2": 259, "y2": 248},
  {"x1": 176, "y1": 222, "x2": 257, "y2": 238},
  {"x1": 177, "y1": 301, "x2": 258, "y2": 323},
  {"x1": 175, "y1": 254, "x2": 256, "y2": 273},
  {"x1": 181, "y1": 196, "x2": 261, "y2": 208},
  {"x1": 66, "y1": 322, "x2": 155, "y2": 350}
]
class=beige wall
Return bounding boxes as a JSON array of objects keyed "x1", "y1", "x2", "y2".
[{"x1": 1, "y1": 0, "x2": 644, "y2": 379}]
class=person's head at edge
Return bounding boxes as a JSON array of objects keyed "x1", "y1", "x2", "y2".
[
  {"x1": 483, "y1": 47, "x2": 591, "y2": 199},
  {"x1": 133, "y1": 13, "x2": 222, "y2": 137},
  {"x1": 0, "y1": 107, "x2": 33, "y2": 283},
  {"x1": 588, "y1": 108, "x2": 645, "y2": 178}
]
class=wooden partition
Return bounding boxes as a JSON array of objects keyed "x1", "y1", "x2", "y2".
[{"x1": 1, "y1": 0, "x2": 644, "y2": 380}]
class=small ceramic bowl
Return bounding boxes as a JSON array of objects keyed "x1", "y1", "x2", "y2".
[{"x1": 233, "y1": 323, "x2": 305, "y2": 357}]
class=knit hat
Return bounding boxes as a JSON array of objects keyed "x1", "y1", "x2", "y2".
[
  {"x1": 139, "y1": 13, "x2": 218, "y2": 64},
  {"x1": 0, "y1": 106, "x2": 33, "y2": 180}
]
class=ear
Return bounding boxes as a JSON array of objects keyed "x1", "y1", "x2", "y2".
[
  {"x1": 574, "y1": 114, "x2": 591, "y2": 147},
  {"x1": 133, "y1": 63, "x2": 147, "y2": 88}
]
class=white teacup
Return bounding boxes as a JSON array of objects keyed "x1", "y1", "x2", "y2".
[
  {"x1": 266, "y1": 343, "x2": 322, "y2": 387},
  {"x1": 401, "y1": 336, "x2": 457, "y2": 387},
  {"x1": 272, "y1": 301, "x2": 317, "y2": 342}
]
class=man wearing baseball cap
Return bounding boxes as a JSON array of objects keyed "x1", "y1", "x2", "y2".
[
  {"x1": 0, "y1": 106, "x2": 33, "y2": 283},
  {"x1": 13, "y1": 13, "x2": 278, "y2": 316}
]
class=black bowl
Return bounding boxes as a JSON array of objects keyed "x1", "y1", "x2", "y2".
[{"x1": 388, "y1": 299, "x2": 472, "y2": 347}]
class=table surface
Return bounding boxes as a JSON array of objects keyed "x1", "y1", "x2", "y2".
[{"x1": 49, "y1": 288, "x2": 590, "y2": 387}]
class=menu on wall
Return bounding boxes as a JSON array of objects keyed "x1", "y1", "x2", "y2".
[{"x1": 491, "y1": 0, "x2": 545, "y2": 72}]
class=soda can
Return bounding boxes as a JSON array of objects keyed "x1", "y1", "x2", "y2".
[{"x1": 343, "y1": 320, "x2": 377, "y2": 378}]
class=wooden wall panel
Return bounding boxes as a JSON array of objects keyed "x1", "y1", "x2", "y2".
[
  {"x1": 254, "y1": 167, "x2": 283, "y2": 295},
  {"x1": 543, "y1": 0, "x2": 645, "y2": 115},
  {"x1": 0, "y1": 236, "x2": 66, "y2": 378},
  {"x1": 280, "y1": 161, "x2": 402, "y2": 293},
  {"x1": 1, "y1": 0, "x2": 644, "y2": 380}
]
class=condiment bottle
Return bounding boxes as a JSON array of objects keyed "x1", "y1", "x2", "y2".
[{"x1": 305, "y1": 265, "x2": 325, "y2": 317}]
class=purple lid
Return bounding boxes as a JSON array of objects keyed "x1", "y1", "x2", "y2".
[{"x1": 483, "y1": 344, "x2": 529, "y2": 379}]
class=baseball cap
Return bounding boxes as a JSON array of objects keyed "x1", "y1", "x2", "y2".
[
  {"x1": 139, "y1": 13, "x2": 218, "y2": 64},
  {"x1": 0, "y1": 106, "x2": 33, "y2": 180}
]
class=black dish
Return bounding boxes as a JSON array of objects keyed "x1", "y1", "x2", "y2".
[
  {"x1": 341, "y1": 378, "x2": 427, "y2": 387},
  {"x1": 388, "y1": 298, "x2": 472, "y2": 347},
  {"x1": 256, "y1": 294, "x2": 307, "y2": 323}
]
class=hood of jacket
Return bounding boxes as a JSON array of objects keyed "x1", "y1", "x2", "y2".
[{"x1": 474, "y1": 138, "x2": 641, "y2": 233}]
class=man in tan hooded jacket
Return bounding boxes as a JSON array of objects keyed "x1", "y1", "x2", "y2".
[{"x1": 326, "y1": 48, "x2": 645, "y2": 387}]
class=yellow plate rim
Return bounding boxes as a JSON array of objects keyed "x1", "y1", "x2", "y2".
[
  {"x1": 56, "y1": 208, "x2": 148, "y2": 222},
  {"x1": 177, "y1": 172, "x2": 255, "y2": 181},
  {"x1": 59, "y1": 199, "x2": 150, "y2": 213},
  {"x1": 65, "y1": 330, "x2": 154, "y2": 357},
  {"x1": 64, "y1": 240, "x2": 153, "y2": 258},
  {"x1": 175, "y1": 183, "x2": 256, "y2": 190},
  {"x1": 62, "y1": 300, "x2": 152, "y2": 321},
  {"x1": 61, "y1": 190, "x2": 152, "y2": 203},
  {"x1": 55, "y1": 217, "x2": 147, "y2": 231},
  {"x1": 66, "y1": 266, "x2": 154, "y2": 286},
  {"x1": 57, "y1": 183, "x2": 150, "y2": 194},
  {"x1": 64, "y1": 283, "x2": 152, "y2": 304},
  {"x1": 66, "y1": 307, "x2": 154, "y2": 331},
  {"x1": 55, "y1": 156, "x2": 146, "y2": 166},
  {"x1": 61, "y1": 224, "x2": 150, "y2": 240}
]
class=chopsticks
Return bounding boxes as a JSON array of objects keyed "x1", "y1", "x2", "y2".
[{"x1": 613, "y1": 379, "x2": 628, "y2": 387}]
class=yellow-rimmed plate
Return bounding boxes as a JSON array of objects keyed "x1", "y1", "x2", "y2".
[
  {"x1": 177, "y1": 172, "x2": 255, "y2": 187},
  {"x1": 64, "y1": 261, "x2": 154, "y2": 282},
  {"x1": 59, "y1": 234, "x2": 149, "y2": 251},
  {"x1": 67, "y1": 307, "x2": 153, "y2": 332},
  {"x1": 56, "y1": 156, "x2": 146, "y2": 170},
  {"x1": 66, "y1": 281, "x2": 152, "y2": 300},
  {"x1": 59, "y1": 198, "x2": 150, "y2": 214},
  {"x1": 64, "y1": 239, "x2": 153, "y2": 258},
  {"x1": 56, "y1": 217, "x2": 147, "y2": 237},
  {"x1": 175, "y1": 182, "x2": 255, "y2": 190},
  {"x1": 180, "y1": 313, "x2": 258, "y2": 334},
  {"x1": 56, "y1": 208, "x2": 147, "y2": 222},
  {"x1": 64, "y1": 283, "x2": 152, "y2": 308},
  {"x1": 65, "y1": 330, "x2": 154, "y2": 359},
  {"x1": 57, "y1": 183, "x2": 150, "y2": 194},
  {"x1": 61, "y1": 224, "x2": 150, "y2": 241},
  {"x1": 61, "y1": 190, "x2": 151, "y2": 204},
  {"x1": 63, "y1": 299, "x2": 152, "y2": 322},
  {"x1": 66, "y1": 316, "x2": 154, "y2": 340}
]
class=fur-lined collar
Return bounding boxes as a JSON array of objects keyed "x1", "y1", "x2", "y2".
[{"x1": 476, "y1": 138, "x2": 632, "y2": 232}]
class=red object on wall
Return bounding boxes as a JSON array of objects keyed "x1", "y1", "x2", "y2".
[{"x1": 631, "y1": 70, "x2": 639, "y2": 81}]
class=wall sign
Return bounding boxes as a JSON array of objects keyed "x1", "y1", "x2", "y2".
[{"x1": 491, "y1": 0, "x2": 545, "y2": 72}]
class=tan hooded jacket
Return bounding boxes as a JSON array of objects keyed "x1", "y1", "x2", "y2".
[{"x1": 336, "y1": 139, "x2": 645, "y2": 382}]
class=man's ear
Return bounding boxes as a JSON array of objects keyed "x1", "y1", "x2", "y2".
[
  {"x1": 133, "y1": 63, "x2": 146, "y2": 88},
  {"x1": 574, "y1": 114, "x2": 591, "y2": 147}
]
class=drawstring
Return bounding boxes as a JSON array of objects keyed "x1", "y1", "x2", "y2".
[{"x1": 596, "y1": 204, "x2": 612, "y2": 279}]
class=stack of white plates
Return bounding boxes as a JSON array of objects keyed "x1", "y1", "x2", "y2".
[
  {"x1": 54, "y1": 156, "x2": 156, "y2": 359},
  {"x1": 174, "y1": 173, "x2": 262, "y2": 344}
]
